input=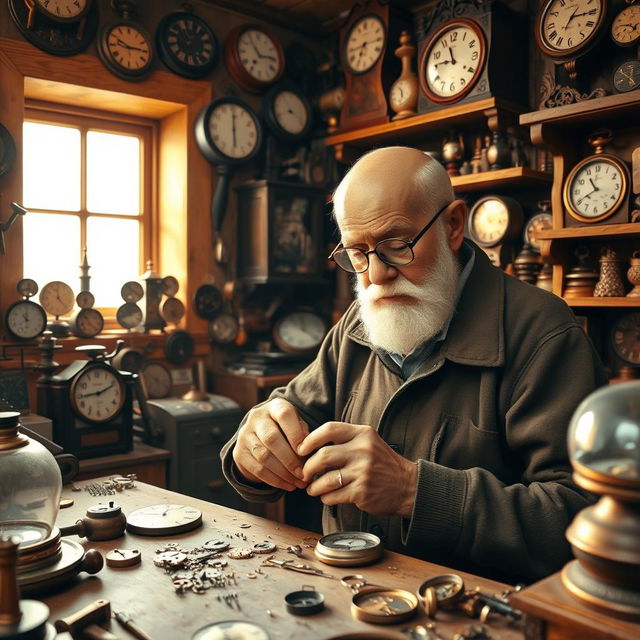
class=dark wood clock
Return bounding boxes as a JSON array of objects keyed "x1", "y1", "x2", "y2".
[
  {"x1": 338, "y1": 0, "x2": 411, "y2": 132},
  {"x1": 416, "y1": 0, "x2": 528, "y2": 114}
]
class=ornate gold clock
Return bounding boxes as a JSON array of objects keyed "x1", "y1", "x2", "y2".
[{"x1": 338, "y1": 0, "x2": 410, "y2": 131}]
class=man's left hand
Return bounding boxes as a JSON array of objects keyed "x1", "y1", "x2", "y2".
[{"x1": 298, "y1": 422, "x2": 418, "y2": 518}]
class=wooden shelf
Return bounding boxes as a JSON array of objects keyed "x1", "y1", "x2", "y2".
[
  {"x1": 564, "y1": 297, "x2": 640, "y2": 308},
  {"x1": 537, "y1": 223, "x2": 640, "y2": 240},
  {"x1": 324, "y1": 98, "x2": 524, "y2": 150},
  {"x1": 451, "y1": 167, "x2": 552, "y2": 193},
  {"x1": 520, "y1": 90, "x2": 640, "y2": 130}
]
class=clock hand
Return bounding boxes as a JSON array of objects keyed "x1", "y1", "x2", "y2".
[
  {"x1": 116, "y1": 38, "x2": 148, "y2": 53},
  {"x1": 563, "y1": 5, "x2": 579, "y2": 29},
  {"x1": 449, "y1": 47, "x2": 457, "y2": 65},
  {"x1": 78, "y1": 383, "x2": 115, "y2": 399},
  {"x1": 589, "y1": 177, "x2": 599, "y2": 191},
  {"x1": 231, "y1": 110, "x2": 237, "y2": 148}
]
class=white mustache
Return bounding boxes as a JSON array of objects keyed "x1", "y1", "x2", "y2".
[{"x1": 357, "y1": 279, "x2": 425, "y2": 303}]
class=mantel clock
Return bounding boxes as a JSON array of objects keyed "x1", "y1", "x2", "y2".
[
  {"x1": 338, "y1": 0, "x2": 411, "y2": 131},
  {"x1": 37, "y1": 344, "x2": 134, "y2": 459},
  {"x1": 415, "y1": 0, "x2": 528, "y2": 114}
]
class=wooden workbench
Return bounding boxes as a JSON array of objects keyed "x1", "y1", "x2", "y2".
[{"x1": 40, "y1": 480, "x2": 526, "y2": 640}]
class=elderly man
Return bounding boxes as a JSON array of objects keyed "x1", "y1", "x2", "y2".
[{"x1": 220, "y1": 146, "x2": 607, "y2": 583}]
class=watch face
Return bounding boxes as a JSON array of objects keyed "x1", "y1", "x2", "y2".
[
  {"x1": 208, "y1": 312, "x2": 239, "y2": 344},
  {"x1": 160, "y1": 297, "x2": 185, "y2": 324},
  {"x1": 421, "y1": 19, "x2": 485, "y2": 103},
  {"x1": 116, "y1": 302, "x2": 143, "y2": 330},
  {"x1": 612, "y1": 313, "x2": 640, "y2": 364},
  {"x1": 611, "y1": 5, "x2": 640, "y2": 47},
  {"x1": 76, "y1": 291, "x2": 95, "y2": 309},
  {"x1": 71, "y1": 365, "x2": 124, "y2": 423},
  {"x1": 564, "y1": 156, "x2": 627, "y2": 223},
  {"x1": 126, "y1": 503, "x2": 202, "y2": 536},
  {"x1": 469, "y1": 198, "x2": 510, "y2": 247},
  {"x1": 100, "y1": 22, "x2": 153, "y2": 79},
  {"x1": 156, "y1": 11, "x2": 218, "y2": 78},
  {"x1": 197, "y1": 98, "x2": 262, "y2": 163},
  {"x1": 35, "y1": 0, "x2": 90, "y2": 22},
  {"x1": 614, "y1": 60, "x2": 640, "y2": 93},
  {"x1": 273, "y1": 311, "x2": 327, "y2": 355},
  {"x1": 5, "y1": 300, "x2": 47, "y2": 340},
  {"x1": 193, "y1": 284, "x2": 223, "y2": 319},
  {"x1": 121, "y1": 281, "x2": 144, "y2": 303},
  {"x1": 315, "y1": 531, "x2": 383, "y2": 567},
  {"x1": 39, "y1": 281, "x2": 75, "y2": 317},
  {"x1": 140, "y1": 362, "x2": 172, "y2": 399},
  {"x1": 72, "y1": 307, "x2": 104, "y2": 338},
  {"x1": 236, "y1": 27, "x2": 283, "y2": 83},
  {"x1": 272, "y1": 90, "x2": 310, "y2": 136},
  {"x1": 524, "y1": 212, "x2": 553, "y2": 251},
  {"x1": 537, "y1": 0, "x2": 604, "y2": 57},
  {"x1": 344, "y1": 14, "x2": 386, "y2": 73}
]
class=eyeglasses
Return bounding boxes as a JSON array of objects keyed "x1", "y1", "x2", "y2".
[{"x1": 329, "y1": 202, "x2": 450, "y2": 274}]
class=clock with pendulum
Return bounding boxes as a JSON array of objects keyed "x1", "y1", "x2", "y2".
[{"x1": 39, "y1": 280, "x2": 75, "y2": 338}]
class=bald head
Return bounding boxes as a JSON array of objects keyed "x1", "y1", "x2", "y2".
[{"x1": 332, "y1": 147, "x2": 454, "y2": 224}]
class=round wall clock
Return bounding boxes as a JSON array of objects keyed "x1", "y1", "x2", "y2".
[
  {"x1": 126, "y1": 503, "x2": 202, "y2": 536},
  {"x1": 7, "y1": 0, "x2": 98, "y2": 56},
  {"x1": 156, "y1": 8, "x2": 218, "y2": 79},
  {"x1": 611, "y1": 312, "x2": 640, "y2": 365},
  {"x1": 208, "y1": 312, "x2": 239, "y2": 345},
  {"x1": 613, "y1": 60, "x2": 640, "y2": 93},
  {"x1": 535, "y1": 0, "x2": 606, "y2": 60},
  {"x1": 611, "y1": 4, "x2": 640, "y2": 48},
  {"x1": 98, "y1": 3, "x2": 154, "y2": 81},
  {"x1": 419, "y1": 18, "x2": 486, "y2": 104},
  {"x1": 343, "y1": 13, "x2": 386, "y2": 74},
  {"x1": 39, "y1": 281, "x2": 75, "y2": 318},
  {"x1": 263, "y1": 83, "x2": 313, "y2": 142},
  {"x1": 223, "y1": 23, "x2": 285, "y2": 92}
]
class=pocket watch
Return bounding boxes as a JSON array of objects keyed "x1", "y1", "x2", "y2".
[
  {"x1": 193, "y1": 284, "x2": 223, "y2": 319},
  {"x1": 611, "y1": 3, "x2": 640, "y2": 47},
  {"x1": 164, "y1": 330, "x2": 194, "y2": 365},
  {"x1": 315, "y1": 531, "x2": 383, "y2": 567},
  {"x1": 155, "y1": 6, "x2": 218, "y2": 79},
  {"x1": 273, "y1": 310, "x2": 328, "y2": 356},
  {"x1": 613, "y1": 60, "x2": 640, "y2": 93},
  {"x1": 70, "y1": 291, "x2": 104, "y2": 339},
  {"x1": 417, "y1": 573, "x2": 466, "y2": 616},
  {"x1": 5, "y1": 279, "x2": 47, "y2": 341},
  {"x1": 563, "y1": 130, "x2": 629, "y2": 224},
  {"x1": 263, "y1": 84, "x2": 313, "y2": 142},
  {"x1": 351, "y1": 586, "x2": 418, "y2": 624},
  {"x1": 209, "y1": 312, "x2": 239, "y2": 345},
  {"x1": 139, "y1": 361, "x2": 172, "y2": 399},
  {"x1": 419, "y1": 18, "x2": 486, "y2": 105},
  {"x1": 223, "y1": 23, "x2": 285, "y2": 92},
  {"x1": 126, "y1": 503, "x2": 202, "y2": 536},
  {"x1": 611, "y1": 312, "x2": 640, "y2": 365},
  {"x1": 98, "y1": 0, "x2": 154, "y2": 81},
  {"x1": 0, "y1": 123, "x2": 17, "y2": 178},
  {"x1": 535, "y1": 0, "x2": 606, "y2": 60}
]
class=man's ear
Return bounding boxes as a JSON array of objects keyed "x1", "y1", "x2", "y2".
[{"x1": 447, "y1": 199, "x2": 467, "y2": 252}]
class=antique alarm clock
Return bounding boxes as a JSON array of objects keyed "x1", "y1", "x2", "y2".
[
  {"x1": 416, "y1": 0, "x2": 527, "y2": 113},
  {"x1": 4, "y1": 278, "x2": 47, "y2": 341},
  {"x1": 563, "y1": 129, "x2": 630, "y2": 226},
  {"x1": 37, "y1": 344, "x2": 135, "y2": 458},
  {"x1": 338, "y1": 0, "x2": 411, "y2": 131},
  {"x1": 467, "y1": 195, "x2": 523, "y2": 268}
]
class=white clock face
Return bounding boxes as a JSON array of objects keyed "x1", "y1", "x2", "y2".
[
  {"x1": 273, "y1": 90, "x2": 308, "y2": 135},
  {"x1": 611, "y1": 5, "x2": 640, "y2": 46},
  {"x1": 540, "y1": 0, "x2": 603, "y2": 52},
  {"x1": 275, "y1": 312, "x2": 326, "y2": 352},
  {"x1": 390, "y1": 78, "x2": 412, "y2": 107},
  {"x1": 126, "y1": 503, "x2": 202, "y2": 535},
  {"x1": 39, "y1": 281, "x2": 74, "y2": 317},
  {"x1": 345, "y1": 15, "x2": 386, "y2": 73},
  {"x1": 106, "y1": 24, "x2": 152, "y2": 71},
  {"x1": 470, "y1": 199, "x2": 509, "y2": 246},
  {"x1": 71, "y1": 366, "x2": 124, "y2": 423},
  {"x1": 208, "y1": 102, "x2": 259, "y2": 160},
  {"x1": 424, "y1": 22, "x2": 484, "y2": 99},
  {"x1": 140, "y1": 362, "x2": 172, "y2": 399},
  {"x1": 237, "y1": 28, "x2": 282, "y2": 82},
  {"x1": 566, "y1": 158, "x2": 625, "y2": 220},
  {"x1": 6, "y1": 300, "x2": 46, "y2": 339},
  {"x1": 35, "y1": 0, "x2": 88, "y2": 20}
]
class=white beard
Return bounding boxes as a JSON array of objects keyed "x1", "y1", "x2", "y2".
[{"x1": 355, "y1": 224, "x2": 461, "y2": 356}]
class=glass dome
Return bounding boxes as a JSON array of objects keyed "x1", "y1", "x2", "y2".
[
  {"x1": 568, "y1": 381, "x2": 640, "y2": 482},
  {"x1": 0, "y1": 411, "x2": 62, "y2": 547}
]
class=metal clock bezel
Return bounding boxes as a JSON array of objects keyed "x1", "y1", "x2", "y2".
[
  {"x1": 263, "y1": 82, "x2": 313, "y2": 142},
  {"x1": 69, "y1": 363, "x2": 126, "y2": 424},
  {"x1": 4, "y1": 299, "x2": 47, "y2": 341},
  {"x1": 97, "y1": 18, "x2": 155, "y2": 81}
]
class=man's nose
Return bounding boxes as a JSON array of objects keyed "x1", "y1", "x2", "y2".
[{"x1": 367, "y1": 252, "x2": 397, "y2": 285}]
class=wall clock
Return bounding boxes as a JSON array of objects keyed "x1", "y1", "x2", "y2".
[
  {"x1": 415, "y1": 0, "x2": 527, "y2": 113},
  {"x1": 7, "y1": 0, "x2": 98, "y2": 56},
  {"x1": 97, "y1": 0, "x2": 154, "y2": 81},
  {"x1": 613, "y1": 60, "x2": 640, "y2": 93},
  {"x1": 37, "y1": 344, "x2": 134, "y2": 458},
  {"x1": 562, "y1": 130, "x2": 629, "y2": 226},
  {"x1": 126, "y1": 503, "x2": 202, "y2": 536},
  {"x1": 611, "y1": 312, "x2": 640, "y2": 366},
  {"x1": 155, "y1": 6, "x2": 218, "y2": 79},
  {"x1": 223, "y1": 23, "x2": 285, "y2": 93},
  {"x1": 4, "y1": 278, "x2": 47, "y2": 341},
  {"x1": 263, "y1": 83, "x2": 313, "y2": 143},
  {"x1": 208, "y1": 311, "x2": 239, "y2": 345},
  {"x1": 338, "y1": 0, "x2": 410, "y2": 131},
  {"x1": 611, "y1": 3, "x2": 640, "y2": 47}
]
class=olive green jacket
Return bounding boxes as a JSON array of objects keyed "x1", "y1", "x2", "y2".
[{"x1": 220, "y1": 244, "x2": 607, "y2": 582}]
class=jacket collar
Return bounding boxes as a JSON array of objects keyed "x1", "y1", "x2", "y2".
[{"x1": 347, "y1": 241, "x2": 505, "y2": 368}]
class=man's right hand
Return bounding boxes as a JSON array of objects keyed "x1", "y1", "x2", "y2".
[{"x1": 232, "y1": 398, "x2": 309, "y2": 492}]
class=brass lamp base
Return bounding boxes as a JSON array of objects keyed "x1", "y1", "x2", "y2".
[{"x1": 562, "y1": 560, "x2": 640, "y2": 621}]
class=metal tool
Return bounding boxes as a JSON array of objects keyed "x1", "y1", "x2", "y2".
[{"x1": 54, "y1": 599, "x2": 121, "y2": 639}]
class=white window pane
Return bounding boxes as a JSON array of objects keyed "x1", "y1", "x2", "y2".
[
  {"x1": 23, "y1": 213, "x2": 80, "y2": 291},
  {"x1": 87, "y1": 217, "x2": 140, "y2": 307},
  {"x1": 23, "y1": 122, "x2": 80, "y2": 211},
  {"x1": 87, "y1": 131, "x2": 140, "y2": 215}
]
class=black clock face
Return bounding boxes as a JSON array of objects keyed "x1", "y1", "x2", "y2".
[
  {"x1": 193, "y1": 284, "x2": 223, "y2": 319},
  {"x1": 614, "y1": 60, "x2": 640, "y2": 93},
  {"x1": 156, "y1": 11, "x2": 218, "y2": 79},
  {"x1": 164, "y1": 330, "x2": 194, "y2": 365}
]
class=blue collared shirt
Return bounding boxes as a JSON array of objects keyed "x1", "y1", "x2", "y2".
[{"x1": 387, "y1": 239, "x2": 475, "y2": 378}]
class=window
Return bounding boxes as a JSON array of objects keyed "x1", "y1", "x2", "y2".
[{"x1": 22, "y1": 105, "x2": 155, "y2": 313}]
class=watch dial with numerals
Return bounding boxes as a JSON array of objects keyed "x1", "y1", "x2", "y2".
[
  {"x1": 614, "y1": 60, "x2": 640, "y2": 93},
  {"x1": 344, "y1": 14, "x2": 386, "y2": 74},
  {"x1": 5, "y1": 300, "x2": 47, "y2": 340},
  {"x1": 39, "y1": 281, "x2": 75, "y2": 317},
  {"x1": 468, "y1": 198, "x2": 510, "y2": 247},
  {"x1": 99, "y1": 22, "x2": 154, "y2": 80},
  {"x1": 564, "y1": 156, "x2": 627, "y2": 222},
  {"x1": 264, "y1": 86, "x2": 312, "y2": 141},
  {"x1": 237, "y1": 27, "x2": 282, "y2": 83},
  {"x1": 34, "y1": 0, "x2": 90, "y2": 22},
  {"x1": 70, "y1": 365, "x2": 124, "y2": 423},
  {"x1": 611, "y1": 5, "x2": 640, "y2": 47},
  {"x1": 537, "y1": 0, "x2": 604, "y2": 57},
  {"x1": 126, "y1": 503, "x2": 202, "y2": 536},
  {"x1": 420, "y1": 19, "x2": 486, "y2": 103},
  {"x1": 390, "y1": 78, "x2": 413, "y2": 109}
]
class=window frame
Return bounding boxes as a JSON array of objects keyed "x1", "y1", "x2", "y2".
[{"x1": 23, "y1": 100, "x2": 157, "y2": 323}]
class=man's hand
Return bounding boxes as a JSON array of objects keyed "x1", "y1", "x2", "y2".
[
  {"x1": 233, "y1": 398, "x2": 309, "y2": 492},
  {"x1": 298, "y1": 422, "x2": 418, "y2": 518}
]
